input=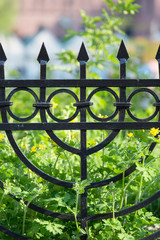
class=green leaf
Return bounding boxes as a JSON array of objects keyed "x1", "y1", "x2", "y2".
[{"x1": 118, "y1": 233, "x2": 135, "y2": 240}]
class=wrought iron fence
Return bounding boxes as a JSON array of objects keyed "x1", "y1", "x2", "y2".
[{"x1": 0, "y1": 41, "x2": 160, "y2": 239}]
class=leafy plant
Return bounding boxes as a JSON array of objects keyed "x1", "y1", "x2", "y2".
[
  {"x1": 1, "y1": 0, "x2": 160, "y2": 240},
  {"x1": 51, "y1": 0, "x2": 140, "y2": 79}
]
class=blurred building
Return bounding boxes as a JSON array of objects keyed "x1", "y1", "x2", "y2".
[
  {"x1": 14, "y1": 0, "x2": 105, "y2": 39},
  {"x1": 132, "y1": 0, "x2": 160, "y2": 38},
  {"x1": 13, "y1": 0, "x2": 160, "y2": 40}
]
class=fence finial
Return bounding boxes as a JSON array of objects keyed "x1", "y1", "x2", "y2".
[
  {"x1": 37, "y1": 43, "x2": 50, "y2": 63},
  {"x1": 116, "y1": 40, "x2": 129, "y2": 61},
  {"x1": 0, "y1": 43, "x2": 7, "y2": 62},
  {"x1": 155, "y1": 45, "x2": 160, "y2": 61},
  {"x1": 77, "y1": 42, "x2": 89, "y2": 62}
]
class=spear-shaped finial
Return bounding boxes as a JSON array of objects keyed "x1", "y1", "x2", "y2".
[
  {"x1": 37, "y1": 43, "x2": 50, "y2": 63},
  {"x1": 0, "y1": 43, "x2": 7, "y2": 62},
  {"x1": 155, "y1": 44, "x2": 160, "y2": 78},
  {"x1": 37, "y1": 43, "x2": 49, "y2": 80},
  {"x1": 77, "y1": 42, "x2": 89, "y2": 79},
  {"x1": 117, "y1": 40, "x2": 129, "y2": 79},
  {"x1": 77, "y1": 42, "x2": 89, "y2": 62},
  {"x1": 0, "y1": 43, "x2": 7, "y2": 80},
  {"x1": 155, "y1": 44, "x2": 160, "y2": 61},
  {"x1": 116, "y1": 40, "x2": 129, "y2": 61}
]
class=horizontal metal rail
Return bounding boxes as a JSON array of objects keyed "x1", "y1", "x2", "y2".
[
  {"x1": 0, "y1": 122, "x2": 160, "y2": 130},
  {"x1": 0, "y1": 79, "x2": 160, "y2": 87}
]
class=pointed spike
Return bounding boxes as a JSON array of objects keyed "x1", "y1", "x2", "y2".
[
  {"x1": 37, "y1": 43, "x2": 50, "y2": 63},
  {"x1": 155, "y1": 44, "x2": 160, "y2": 60},
  {"x1": 77, "y1": 42, "x2": 89, "y2": 62},
  {"x1": 117, "y1": 40, "x2": 129, "y2": 60},
  {"x1": 0, "y1": 43, "x2": 7, "y2": 62}
]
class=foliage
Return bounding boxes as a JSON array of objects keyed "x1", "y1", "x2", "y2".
[
  {"x1": 1, "y1": 0, "x2": 160, "y2": 240},
  {"x1": 1, "y1": 90, "x2": 160, "y2": 239},
  {"x1": 52, "y1": 0, "x2": 140, "y2": 79},
  {"x1": 0, "y1": 0, "x2": 18, "y2": 34},
  {"x1": 0, "y1": 122, "x2": 160, "y2": 239}
]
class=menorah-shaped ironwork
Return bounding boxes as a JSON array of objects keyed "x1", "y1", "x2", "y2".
[{"x1": 1, "y1": 41, "x2": 160, "y2": 239}]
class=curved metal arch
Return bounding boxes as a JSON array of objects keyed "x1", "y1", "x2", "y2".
[
  {"x1": 86, "y1": 189, "x2": 160, "y2": 221},
  {"x1": 39, "y1": 87, "x2": 81, "y2": 155},
  {"x1": 0, "y1": 189, "x2": 160, "y2": 240},
  {"x1": 86, "y1": 129, "x2": 119, "y2": 155},
  {"x1": 87, "y1": 129, "x2": 159, "y2": 189},
  {"x1": 6, "y1": 87, "x2": 39, "y2": 122},
  {"x1": 44, "y1": 88, "x2": 122, "y2": 156},
  {"x1": 5, "y1": 131, "x2": 74, "y2": 188},
  {"x1": 0, "y1": 224, "x2": 30, "y2": 240},
  {"x1": 140, "y1": 230, "x2": 160, "y2": 240},
  {"x1": 47, "y1": 88, "x2": 79, "y2": 122},
  {"x1": 127, "y1": 88, "x2": 159, "y2": 122},
  {"x1": 87, "y1": 163, "x2": 136, "y2": 189},
  {"x1": 87, "y1": 87, "x2": 119, "y2": 121},
  {"x1": 0, "y1": 183, "x2": 78, "y2": 221},
  {"x1": 45, "y1": 130, "x2": 81, "y2": 155},
  {"x1": 1, "y1": 89, "x2": 76, "y2": 188}
]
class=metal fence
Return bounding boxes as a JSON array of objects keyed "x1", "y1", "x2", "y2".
[{"x1": 0, "y1": 41, "x2": 160, "y2": 239}]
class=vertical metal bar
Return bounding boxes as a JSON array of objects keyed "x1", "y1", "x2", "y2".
[
  {"x1": 80, "y1": 60, "x2": 87, "y2": 236},
  {"x1": 39, "y1": 58, "x2": 47, "y2": 80},
  {"x1": 119, "y1": 58, "x2": 126, "y2": 120},
  {"x1": 0, "y1": 61, "x2": 5, "y2": 80},
  {"x1": 77, "y1": 43, "x2": 89, "y2": 240},
  {"x1": 37, "y1": 43, "x2": 50, "y2": 122},
  {"x1": 117, "y1": 40, "x2": 129, "y2": 121},
  {"x1": 158, "y1": 61, "x2": 160, "y2": 78},
  {"x1": 155, "y1": 44, "x2": 160, "y2": 128},
  {"x1": 0, "y1": 61, "x2": 5, "y2": 118},
  {"x1": 119, "y1": 58, "x2": 126, "y2": 79},
  {"x1": 0, "y1": 44, "x2": 7, "y2": 123},
  {"x1": 40, "y1": 60, "x2": 47, "y2": 121}
]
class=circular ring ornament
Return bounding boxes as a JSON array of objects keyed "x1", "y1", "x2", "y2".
[
  {"x1": 6, "y1": 88, "x2": 39, "y2": 122},
  {"x1": 87, "y1": 87, "x2": 119, "y2": 121},
  {"x1": 127, "y1": 88, "x2": 159, "y2": 121},
  {"x1": 47, "y1": 89, "x2": 79, "y2": 122}
]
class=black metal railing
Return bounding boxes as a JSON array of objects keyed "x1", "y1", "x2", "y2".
[{"x1": 0, "y1": 41, "x2": 160, "y2": 239}]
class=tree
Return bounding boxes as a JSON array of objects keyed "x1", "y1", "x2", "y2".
[{"x1": 56, "y1": 0, "x2": 140, "y2": 78}]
